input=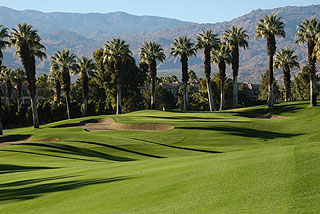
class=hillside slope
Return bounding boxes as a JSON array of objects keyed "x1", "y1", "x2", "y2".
[{"x1": 1, "y1": 5, "x2": 320, "y2": 82}]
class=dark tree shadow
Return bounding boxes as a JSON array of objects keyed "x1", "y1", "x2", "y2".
[
  {"x1": 52, "y1": 119, "x2": 99, "y2": 128},
  {"x1": 1, "y1": 149, "x2": 104, "y2": 162},
  {"x1": 240, "y1": 103, "x2": 305, "y2": 115},
  {"x1": 0, "y1": 164, "x2": 58, "y2": 175},
  {"x1": 0, "y1": 176, "x2": 130, "y2": 202},
  {"x1": 0, "y1": 135, "x2": 31, "y2": 144},
  {"x1": 72, "y1": 140, "x2": 166, "y2": 159},
  {"x1": 177, "y1": 126, "x2": 303, "y2": 140},
  {"x1": 23, "y1": 143, "x2": 136, "y2": 162},
  {"x1": 129, "y1": 138, "x2": 222, "y2": 154},
  {"x1": 0, "y1": 175, "x2": 77, "y2": 188}
]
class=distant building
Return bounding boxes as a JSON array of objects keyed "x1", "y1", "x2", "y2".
[
  {"x1": 0, "y1": 83, "x2": 45, "y2": 105},
  {"x1": 239, "y1": 82, "x2": 260, "y2": 100},
  {"x1": 139, "y1": 80, "x2": 201, "y2": 102}
]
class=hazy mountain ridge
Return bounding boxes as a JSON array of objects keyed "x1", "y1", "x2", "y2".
[{"x1": 1, "y1": 5, "x2": 320, "y2": 83}]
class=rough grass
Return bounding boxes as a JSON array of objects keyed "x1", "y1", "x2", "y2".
[{"x1": 0, "y1": 101, "x2": 319, "y2": 213}]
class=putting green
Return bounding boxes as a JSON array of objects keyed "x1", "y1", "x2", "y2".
[{"x1": 0, "y1": 101, "x2": 319, "y2": 213}]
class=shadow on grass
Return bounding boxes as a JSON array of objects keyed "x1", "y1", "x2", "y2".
[
  {"x1": 52, "y1": 119, "x2": 99, "y2": 128},
  {"x1": 0, "y1": 135, "x2": 31, "y2": 144},
  {"x1": 241, "y1": 103, "x2": 305, "y2": 115},
  {"x1": 129, "y1": 138, "x2": 222, "y2": 154},
  {"x1": 0, "y1": 176, "x2": 129, "y2": 202},
  {"x1": 177, "y1": 126, "x2": 303, "y2": 140},
  {"x1": 23, "y1": 143, "x2": 136, "y2": 162},
  {"x1": 0, "y1": 164, "x2": 58, "y2": 175},
  {"x1": 72, "y1": 140, "x2": 166, "y2": 159},
  {"x1": 0, "y1": 149, "x2": 104, "y2": 162},
  {"x1": 0, "y1": 175, "x2": 77, "y2": 188}
]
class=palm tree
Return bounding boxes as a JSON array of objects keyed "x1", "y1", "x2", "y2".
[
  {"x1": 9, "y1": 23, "x2": 46, "y2": 128},
  {"x1": 295, "y1": 17, "x2": 319, "y2": 107},
  {"x1": 0, "y1": 25, "x2": 9, "y2": 135},
  {"x1": 103, "y1": 38, "x2": 131, "y2": 115},
  {"x1": 171, "y1": 36, "x2": 196, "y2": 111},
  {"x1": 49, "y1": 67, "x2": 61, "y2": 103},
  {"x1": 0, "y1": 66, "x2": 15, "y2": 106},
  {"x1": 255, "y1": 14, "x2": 286, "y2": 108},
  {"x1": 51, "y1": 49, "x2": 77, "y2": 119},
  {"x1": 12, "y1": 67, "x2": 26, "y2": 106},
  {"x1": 274, "y1": 48, "x2": 299, "y2": 102},
  {"x1": 73, "y1": 56, "x2": 96, "y2": 116},
  {"x1": 0, "y1": 25, "x2": 9, "y2": 72},
  {"x1": 139, "y1": 41, "x2": 166, "y2": 109},
  {"x1": 212, "y1": 43, "x2": 232, "y2": 111},
  {"x1": 196, "y1": 29, "x2": 220, "y2": 111},
  {"x1": 223, "y1": 26, "x2": 249, "y2": 109}
]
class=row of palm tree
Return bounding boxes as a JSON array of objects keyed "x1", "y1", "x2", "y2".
[
  {"x1": 50, "y1": 50, "x2": 97, "y2": 118},
  {"x1": 0, "y1": 66, "x2": 25, "y2": 106},
  {"x1": 0, "y1": 14, "x2": 319, "y2": 132}
]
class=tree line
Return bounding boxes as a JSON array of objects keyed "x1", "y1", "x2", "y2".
[{"x1": 0, "y1": 14, "x2": 320, "y2": 133}]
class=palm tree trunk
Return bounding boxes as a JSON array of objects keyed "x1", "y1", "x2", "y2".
[
  {"x1": 181, "y1": 55, "x2": 189, "y2": 111},
  {"x1": 183, "y1": 81, "x2": 189, "y2": 111},
  {"x1": 6, "y1": 81, "x2": 11, "y2": 106},
  {"x1": 149, "y1": 61, "x2": 157, "y2": 110},
  {"x1": 17, "y1": 82, "x2": 22, "y2": 106},
  {"x1": 310, "y1": 74, "x2": 316, "y2": 107},
  {"x1": 0, "y1": 61, "x2": 2, "y2": 135},
  {"x1": 268, "y1": 54, "x2": 274, "y2": 107},
  {"x1": 83, "y1": 97, "x2": 88, "y2": 117},
  {"x1": 220, "y1": 80, "x2": 224, "y2": 111},
  {"x1": 31, "y1": 95, "x2": 39, "y2": 128},
  {"x1": 283, "y1": 69, "x2": 290, "y2": 102},
  {"x1": 150, "y1": 77, "x2": 156, "y2": 109},
  {"x1": 233, "y1": 75, "x2": 238, "y2": 108},
  {"x1": 116, "y1": 83, "x2": 121, "y2": 114},
  {"x1": 206, "y1": 78, "x2": 214, "y2": 111},
  {"x1": 65, "y1": 91, "x2": 71, "y2": 119},
  {"x1": 204, "y1": 47, "x2": 214, "y2": 111},
  {"x1": 308, "y1": 40, "x2": 317, "y2": 107},
  {"x1": 232, "y1": 45, "x2": 239, "y2": 109}
]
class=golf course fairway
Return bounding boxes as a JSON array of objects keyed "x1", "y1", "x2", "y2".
[{"x1": 0, "y1": 101, "x2": 319, "y2": 213}]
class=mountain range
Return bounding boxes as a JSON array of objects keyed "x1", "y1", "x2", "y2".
[{"x1": 1, "y1": 5, "x2": 320, "y2": 83}]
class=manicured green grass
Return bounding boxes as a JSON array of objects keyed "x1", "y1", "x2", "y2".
[{"x1": 0, "y1": 101, "x2": 319, "y2": 213}]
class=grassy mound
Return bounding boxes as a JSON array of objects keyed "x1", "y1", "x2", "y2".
[{"x1": 0, "y1": 101, "x2": 319, "y2": 213}]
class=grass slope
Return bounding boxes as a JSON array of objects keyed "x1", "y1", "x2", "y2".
[{"x1": 0, "y1": 101, "x2": 319, "y2": 213}]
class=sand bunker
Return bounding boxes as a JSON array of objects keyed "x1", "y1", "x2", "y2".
[
  {"x1": 0, "y1": 135, "x2": 59, "y2": 148},
  {"x1": 83, "y1": 118, "x2": 174, "y2": 132},
  {"x1": 239, "y1": 113, "x2": 288, "y2": 119}
]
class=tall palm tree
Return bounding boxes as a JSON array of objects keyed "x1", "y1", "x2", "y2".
[
  {"x1": 255, "y1": 14, "x2": 286, "y2": 108},
  {"x1": 0, "y1": 66, "x2": 15, "y2": 106},
  {"x1": 103, "y1": 38, "x2": 131, "y2": 115},
  {"x1": 9, "y1": 23, "x2": 46, "y2": 128},
  {"x1": 196, "y1": 29, "x2": 220, "y2": 111},
  {"x1": 171, "y1": 36, "x2": 196, "y2": 111},
  {"x1": 212, "y1": 43, "x2": 232, "y2": 111},
  {"x1": 0, "y1": 25, "x2": 9, "y2": 72},
  {"x1": 73, "y1": 56, "x2": 96, "y2": 117},
  {"x1": 51, "y1": 49, "x2": 77, "y2": 119},
  {"x1": 0, "y1": 25, "x2": 9, "y2": 135},
  {"x1": 12, "y1": 67, "x2": 26, "y2": 106},
  {"x1": 274, "y1": 48, "x2": 299, "y2": 102},
  {"x1": 49, "y1": 67, "x2": 61, "y2": 103},
  {"x1": 295, "y1": 17, "x2": 319, "y2": 107},
  {"x1": 223, "y1": 26, "x2": 249, "y2": 109},
  {"x1": 139, "y1": 41, "x2": 166, "y2": 109}
]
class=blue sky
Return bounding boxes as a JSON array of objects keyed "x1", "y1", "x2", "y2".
[{"x1": 1, "y1": 0, "x2": 319, "y2": 23}]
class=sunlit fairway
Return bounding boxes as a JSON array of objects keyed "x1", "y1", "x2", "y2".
[{"x1": 0, "y1": 101, "x2": 319, "y2": 213}]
